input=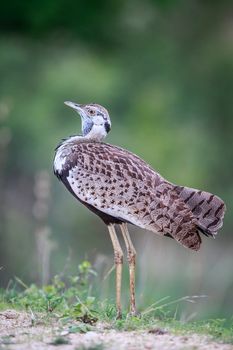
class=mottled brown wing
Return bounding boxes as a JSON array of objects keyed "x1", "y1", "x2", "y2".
[
  {"x1": 63, "y1": 142, "x2": 201, "y2": 250},
  {"x1": 174, "y1": 185, "x2": 226, "y2": 236}
]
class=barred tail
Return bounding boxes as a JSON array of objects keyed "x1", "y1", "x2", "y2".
[{"x1": 174, "y1": 185, "x2": 226, "y2": 236}]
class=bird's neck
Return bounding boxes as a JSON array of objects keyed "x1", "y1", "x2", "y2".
[
  {"x1": 83, "y1": 124, "x2": 108, "y2": 141},
  {"x1": 59, "y1": 123, "x2": 107, "y2": 146},
  {"x1": 60, "y1": 125, "x2": 107, "y2": 148}
]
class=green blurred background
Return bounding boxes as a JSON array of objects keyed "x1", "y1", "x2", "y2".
[{"x1": 0, "y1": 0, "x2": 232, "y2": 320}]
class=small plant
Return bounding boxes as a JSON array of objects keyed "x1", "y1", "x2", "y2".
[
  {"x1": 50, "y1": 337, "x2": 70, "y2": 345},
  {"x1": 0, "y1": 260, "x2": 98, "y2": 323}
]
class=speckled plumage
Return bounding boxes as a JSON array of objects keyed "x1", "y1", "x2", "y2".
[{"x1": 54, "y1": 139, "x2": 225, "y2": 251}]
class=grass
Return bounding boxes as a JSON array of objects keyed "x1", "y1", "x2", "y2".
[{"x1": 0, "y1": 261, "x2": 232, "y2": 345}]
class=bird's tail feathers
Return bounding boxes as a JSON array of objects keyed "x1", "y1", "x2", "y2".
[{"x1": 174, "y1": 185, "x2": 226, "y2": 237}]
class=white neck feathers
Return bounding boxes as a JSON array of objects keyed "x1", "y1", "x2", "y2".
[{"x1": 84, "y1": 124, "x2": 107, "y2": 141}]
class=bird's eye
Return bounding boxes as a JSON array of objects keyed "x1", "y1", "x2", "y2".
[{"x1": 89, "y1": 109, "x2": 95, "y2": 115}]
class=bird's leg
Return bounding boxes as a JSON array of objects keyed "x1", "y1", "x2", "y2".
[
  {"x1": 120, "y1": 223, "x2": 137, "y2": 316},
  {"x1": 107, "y1": 224, "x2": 123, "y2": 319}
]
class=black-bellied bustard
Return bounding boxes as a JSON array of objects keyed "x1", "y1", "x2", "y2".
[{"x1": 54, "y1": 101, "x2": 226, "y2": 318}]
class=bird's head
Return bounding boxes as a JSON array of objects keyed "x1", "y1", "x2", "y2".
[{"x1": 64, "y1": 101, "x2": 111, "y2": 141}]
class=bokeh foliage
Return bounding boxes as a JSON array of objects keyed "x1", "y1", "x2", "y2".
[{"x1": 0, "y1": 0, "x2": 232, "y2": 319}]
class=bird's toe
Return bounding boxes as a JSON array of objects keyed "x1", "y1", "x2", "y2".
[{"x1": 127, "y1": 310, "x2": 141, "y2": 319}]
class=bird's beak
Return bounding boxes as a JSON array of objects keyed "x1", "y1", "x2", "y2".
[{"x1": 64, "y1": 101, "x2": 83, "y2": 113}]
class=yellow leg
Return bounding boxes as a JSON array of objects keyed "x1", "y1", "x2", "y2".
[
  {"x1": 120, "y1": 223, "x2": 137, "y2": 316},
  {"x1": 108, "y1": 224, "x2": 123, "y2": 319}
]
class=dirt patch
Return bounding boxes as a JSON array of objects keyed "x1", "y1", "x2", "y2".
[{"x1": 0, "y1": 310, "x2": 232, "y2": 350}]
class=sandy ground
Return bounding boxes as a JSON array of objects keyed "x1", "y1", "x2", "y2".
[{"x1": 0, "y1": 310, "x2": 232, "y2": 350}]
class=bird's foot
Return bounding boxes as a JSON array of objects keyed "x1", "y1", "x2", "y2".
[
  {"x1": 116, "y1": 310, "x2": 122, "y2": 320},
  {"x1": 126, "y1": 309, "x2": 141, "y2": 319}
]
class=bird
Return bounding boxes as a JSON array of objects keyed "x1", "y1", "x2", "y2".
[{"x1": 54, "y1": 101, "x2": 226, "y2": 319}]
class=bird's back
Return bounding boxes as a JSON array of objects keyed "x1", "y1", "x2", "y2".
[{"x1": 54, "y1": 140, "x2": 225, "y2": 251}]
